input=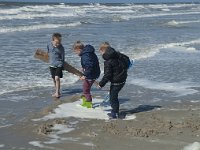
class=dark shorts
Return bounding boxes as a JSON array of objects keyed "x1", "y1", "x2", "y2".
[{"x1": 50, "y1": 67, "x2": 63, "y2": 78}]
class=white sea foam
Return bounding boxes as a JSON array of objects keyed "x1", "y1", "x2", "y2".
[
  {"x1": 29, "y1": 141, "x2": 45, "y2": 148},
  {"x1": 0, "y1": 3, "x2": 199, "y2": 21},
  {"x1": 81, "y1": 142, "x2": 96, "y2": 147},
  {"x1": 0, "y1": 144, "x2": 5, "y2": 148},
  {"x1": 0, "y1": 5, "x2": 53, "y2": 14},
  {"x1": 166, "y1": 20, "x2": 200, "y2": 27},
  {"x1": 0, "y1": 124, "x2": 13, "y2": 128},
  {"x1": 66, "y1": 22, "x2": 82, "y2": 27},
  {"x1": 191, "y1": 100, "x2": 199, "y2": 103},
  {"x1": 51, "y1": 124, "x2": 75, "y2": 135},
  {"x1": 130, "y1": 78, "x2": 199, "y2": 96},
  {"x1": 35, "y1": 121, "x2": 80, "y2": 145},
  {"x1": 178, "y1": 20, "x2": 200, "y2": 24},
  {"x1": 183, "y1": 142, "x2": 200, "y2": 150},
  {"x1": 33, "y1": 98, "x2": 136, "y2": 121},
  {"x1": 120, "y1": 11, "x2": 200, "y2": 21},
  {"x1": 129, "y1": 38, "x2": 200, "y2": 60},
  {"x1": 45, "y1": 124, "x2": 77, "y2": 144},
  {"x1": 147, "y1": 4, "x2": 196, "y2": 9},
  {"x1": 0, "y1": 72, "x2": 79, "y2": 97},
  {"x1": 128, "y1": 48, "x2": 160, "y2": 60},
  {"x1": 29, "y1": 141, "x2": 55, "y2": 149},
  {"x1": 166, "y1": 20, "x2": 181, "y2": 27},
  {"x1": 0, "y1": 12, "x2": 78, "y2": 20}
]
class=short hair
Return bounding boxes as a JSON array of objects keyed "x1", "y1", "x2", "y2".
[
  {"x1": 99, "y1": 42, "x2": 110, "y2": 51},
  {"x1": 73, "y1": 41, "x2": 84, "y2": 50},
  {"x1": 52, "y1": 33, "x2": 62, "y2": 41}
]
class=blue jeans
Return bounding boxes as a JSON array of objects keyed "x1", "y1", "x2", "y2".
[{"x1": 109, "y1": 83, "x2": 125, "y2": 113}]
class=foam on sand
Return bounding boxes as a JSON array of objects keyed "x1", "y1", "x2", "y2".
[
  {"x1": 0, "y1": 124, "x2": 13, "y2": 129},
  {"x1": 51, "y1": 124, "x2": 75, "y2": 135},
  {"x1": 29, "y1": 141, "x2": 54, "y2": 149},
  {"x1": 130, "y1": 78, "x2": 199, "y2": 96},
  {"x1": 33, "y1": 98, "x2": 136, "y2": 121},
  {"x1": 183, "y1": 142, "x2": 200, "y2": 150}
]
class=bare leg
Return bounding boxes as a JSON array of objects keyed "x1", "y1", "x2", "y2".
[
  {"x1": 55, "y1": 76, "x2": 61, "y2": 97},
  {"x1": 53, "y1": 78, "x2": 56, "y2": 88},
  {"x1": 52, "y1": 78, "x2": 56, "y2": 97}
]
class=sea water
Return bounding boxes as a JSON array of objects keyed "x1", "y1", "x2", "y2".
[{"x1": 0, "y1": 2, "x2": 200, "y2": 125}]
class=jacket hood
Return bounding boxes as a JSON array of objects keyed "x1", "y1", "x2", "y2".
[
  {"x1": 102, "y1": 47, "x2": 118, "y2": 60},
  {"x1": 80, "y1": 45, "x2": 95, "y2": 56}
]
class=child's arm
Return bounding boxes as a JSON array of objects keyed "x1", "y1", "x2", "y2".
[
  {"x1": 47, "y1": 44, "x2": 49, "y2": 53},
  {"x1": 81, "y1": 54, "x2": 93, "y2": 78},
  {"x1": 47, "y1": 41, "x2": 51, "y2": 53},
  {"x1": 62, "y1": 47, "x2": 65, "y2": 64},
  {"x1": 99, "y1": 62, "x2": 112, "y2": 88}
]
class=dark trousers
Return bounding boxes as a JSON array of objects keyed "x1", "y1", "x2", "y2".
[
  {"x1": 83, "y1": 79, "x2": 95, "y2": 102},
  {"x1": 109, "y1": 83, "x2": 125, "y2": 113}
]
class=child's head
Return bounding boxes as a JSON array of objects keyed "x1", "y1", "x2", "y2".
[
  {"x1": 99, "y1": 42, "x2": 110, "y2": 55},
  {"x1": 73, "y1": 41, "x2": 84, "y2": 55},
  {"x1": 52, "y1": 33, "x2": 62, "y2": 47}
]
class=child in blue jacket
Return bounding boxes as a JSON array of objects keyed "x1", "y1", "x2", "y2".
[{"x1": 73, "y1": 41, "x2": 100, "y2": 108}]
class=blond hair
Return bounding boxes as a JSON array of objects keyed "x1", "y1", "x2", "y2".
[
  {"x1": 73, "y1": 41, "x2": 84, "y2": 50},
  {"x1": 99, "y1": 42, "x2": 110, "y2": 51}
]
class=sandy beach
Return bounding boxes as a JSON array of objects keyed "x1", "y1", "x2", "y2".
[{"x1": 0, "y1": 86, "x2": 200, "y2": 150}]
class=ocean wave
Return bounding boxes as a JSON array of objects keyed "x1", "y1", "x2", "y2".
[
  {"x1": 127, "y1": 38, "x2": 200, "y2": 60},
  {"x1": 0, "y1": 4, "x2": 199, "y2": 22},
  {"x1": 0, "y1": 72, "x2": 79, "y2": 96},
  {"x1": 166, "y1": 20, "x2": 183, "y2": 27},
  {"x1": 120, "y1": 11, "x2": 200, "y2": 21},
  {"x1": 0, "y1": 5, "x2": 54, "y2": 14},
  {"x1": 0, "y1": 12, "x2": 79, "y2": 20},
  {"x1": 0, "y1": 22, "x2": 82, "y2": 33},
  {"x1": 66, "y1": 22, "x2": 82, "y2": 27},
  {"x1": 147, "y1": 3, "x2": 197, "y2": 9},
  {"x1": 166, "y1": 20, "x2": 200, "y2": 27}
]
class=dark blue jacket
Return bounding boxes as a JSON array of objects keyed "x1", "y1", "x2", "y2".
[{"x1": 80, "y1": 45, "x2": 100, "y2": 80}]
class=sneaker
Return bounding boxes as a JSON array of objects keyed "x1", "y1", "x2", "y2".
[{"x1": 107, "y1": 111, "x2": 119, "y2": 119}]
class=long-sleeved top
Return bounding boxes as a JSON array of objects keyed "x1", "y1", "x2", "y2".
[
  {"x1": 79, "y1": 45, "x2": 100, "y2": 80},
  {"x1": 99, "y1": 47, "x2": 128, "y2": 87},
  {"x1": 47, "y1": 42, "x2": 65, "y2": 68}
]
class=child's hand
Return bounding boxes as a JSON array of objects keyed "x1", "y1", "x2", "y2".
[
  {"x1": 97, "y1": 84, "x2": 102, "y2": 89},
  {"x1": 81, "y1": 68, "x2": 85, "y2": 72},
  {"x1": 80, "y1": 76, "x2": 86, "y2": 80},
  {"x1": 94, "y1": 81, "x2": 101, "y2": 89}
]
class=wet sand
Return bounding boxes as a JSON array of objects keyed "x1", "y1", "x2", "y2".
[{"x1": 0, "y1": 91, "x2": 200, "y2": 150}]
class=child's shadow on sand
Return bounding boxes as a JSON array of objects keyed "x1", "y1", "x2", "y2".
[
  {"x1": 93, "y1": 98, "x2": 161, "y2": 119},
  {"x1": 119, "y1": 104, "x2": 162, "y2": 119}
]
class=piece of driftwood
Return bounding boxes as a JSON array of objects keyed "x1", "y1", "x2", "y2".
[{"x1": 34, "y1": 48, "x2": 84, "y2": 77}]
